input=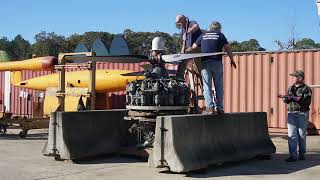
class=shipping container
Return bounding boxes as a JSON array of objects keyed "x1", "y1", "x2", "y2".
[
  {"x1": 0, "y1": 49, "x2": 319, "y2": 131},
  {"x1": 221, "y1": 49, "x2": 320, "y2": 131}
]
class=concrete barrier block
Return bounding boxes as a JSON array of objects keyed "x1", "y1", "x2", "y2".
[
  {"x1": 43, "y1": 109, "x2": 128, "y2": 160},
  {"x1": 149, "y1": 112, "x2": 276, "y2": 172}
]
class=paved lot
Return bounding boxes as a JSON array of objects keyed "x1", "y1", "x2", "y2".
[{"x1": 0, "y1": 129, "x2": 320, "y2": 180}]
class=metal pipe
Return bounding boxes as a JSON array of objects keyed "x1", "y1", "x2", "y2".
[
  {"x1": 52, "y1": 113, "x2": 58, "y2": 158},
  {"x1": 160, "y1": 117, "x2": 167, "y2": 167},
  {"x1": 26, "y1": 94, "x2": 29, "y2": 118},
  {"x1": 88, "y1": 61, "x2": 96, "y2": 110},
  {"x1": 19, "y1": 96, "x2": 22, "y2": 116},
  {"x1": 56, "y1": 57, "x2": 66, "y2": 112},
  {"x1": 58, "y1": 52, "x2": 94, "y2": 64},
  {"x1": 309, "y1": 85, "x2": 320, "y2": 88},
  {"x1": 31, "y1": 95, "x2": 33, "y2": 118}
]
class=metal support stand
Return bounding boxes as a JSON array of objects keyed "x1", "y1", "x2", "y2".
[
  {"x1": 88, "y1": 61, "x2": 96, "y2": 110},
  {"x1": 187, "y1": 59, "x2": 203, "y2": 114},
  {"x1": 56, "y1": 52, "x2": 96, "y2": 112},
  {"x1": 56, "y1": 61, "x2": 65, "y2": 112}
]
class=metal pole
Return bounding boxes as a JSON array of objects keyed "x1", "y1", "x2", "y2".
[
  {"x1": 52, "y1": 112, "x2": 58, "y2": 158},
  {"x1": 309, "y1": 85, "x2": 320, "y2": 88},
  {"x1": 30, "y1": 95, "x2": 33, "y2": 118},
  {"x1": 2, "y1": 93, "x2": 5, "y2": 112},
  {"x1": 57, "y1": 55, "x2": 66, "y2": 112},
  {"x1": 26, "y1": 94, "x2": 29, "y2": 118},
  {"x1": 88, "y1": 61, "x2": 96, "y2": 110},
  {"x1": 19, "y1": 96, "x2": 22, "y2": 116}
]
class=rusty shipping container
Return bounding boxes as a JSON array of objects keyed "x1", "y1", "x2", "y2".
[
  {"x1": 0, "y1": 70, "x2": 52, "y2": 117},
  {"x1": 220, "y1": 49, "x2": 320, "y2": 131},
  {"x1": 0, "y1": 50, "x2": 319, "y2": 131}
]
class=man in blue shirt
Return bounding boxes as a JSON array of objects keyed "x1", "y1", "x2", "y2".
[
  {"x1": 187, "y1": 21, "x2": 236, "y2": 114},
  {"x1": 175, "y1": 15, "x2": 202, "y2": 79}
]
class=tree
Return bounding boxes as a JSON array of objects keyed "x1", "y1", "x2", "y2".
[
  {"x1": 32, "y1": 31, "x2": 67, "y2": 57},
  {"x1": 230, "y1": 39, "x2": 265, "y2": 52},
  {"x1": 0, "y1": 35, "x2": 31, "y2": 60},
  {"x1": 0, "y1": 37, "x2": 12, "y2": 57},
  {"x1": 240, "y1": 39, "x2": 265, "y2": 51},
  {"x1": 65, "y1": 34, "x2": 84, "y2": 52},
  {"x1": 0, "y1": 50, "x2": 10, "y2": 62},
  {"x1": 295, "y1": 38, "x2": 320, "y2": 49},
  {"x1": 123, "y1": 29, "x2": 181, "y2": 55},
  {"x1": 274, "y1": 39, "x2": 296, "y2": 50},
  {"x1": 274, "y1": 25, "x2": 298, "y2": 50},
  {"x1": 81, "y1": 32, "x2": 114, "y2": 50},
  {"x1": 275, "y1": 38, "x2": 320, "y2": 50},
  {"x1": 0, "y1": 37, "x2": 10, "y2": 50},
  {"x1": 170, "y1": 33, "x2": 182, "y2": 53},
  {"x1": 10, "y1": 29, "x2": 320, "y2": 59},
  {"x1": 123, "y1": 29, "x2": 133, "y2": 36},
  {"x1": 10, "y1": 35, "x2": 31, "y2": 60},
  {"x1": 230, "y1": 41, "x2": 243, "y2": 52}
]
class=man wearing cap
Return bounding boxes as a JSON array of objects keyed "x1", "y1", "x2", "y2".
[
  {"x1": 278, "y1": 70, "x2": 312, "y2": 162},
  {"x1": 175, "y1": 15, "x2": 202, "y2": 79},
  {"x1": 186, "y1": 21, "x2": 236, "y2": 114}
]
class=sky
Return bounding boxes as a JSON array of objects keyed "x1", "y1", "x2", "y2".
[{"x1": 0, "y1": 0, "x2": 319, "y2": 50}]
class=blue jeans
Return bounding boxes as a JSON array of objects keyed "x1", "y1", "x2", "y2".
[
  {"x1": 201, "y1": 60, "x2": 223, "y2": 111},
  {"x1": 287, "y1": 112, "x2": 309, "y2": 159}
]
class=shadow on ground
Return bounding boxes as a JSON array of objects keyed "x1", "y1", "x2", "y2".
[
  {"x1": 173, "y1": 153, "x2": 320, "y2": 178},
  {"x1": 73, "y1": 154, "x2": 144, "y2": 165},
  {"x1": 0, "y1": 132, "x2": 48, "y2": 140}
]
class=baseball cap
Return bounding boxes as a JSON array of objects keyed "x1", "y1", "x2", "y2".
[{"x1": 290, "y1": 70, "x2": 304, "y2": 78}]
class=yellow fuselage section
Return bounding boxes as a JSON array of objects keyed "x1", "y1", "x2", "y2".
[{"x1": 15, "y1": 70, "x2": 144, "y2": 92}]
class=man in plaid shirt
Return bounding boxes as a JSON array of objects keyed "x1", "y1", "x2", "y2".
[{"x1": 278, "y1": 70, "x2": 312, "y2": 162}]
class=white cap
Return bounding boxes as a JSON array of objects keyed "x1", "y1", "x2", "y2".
[{"x1": 151, "y1": 37, "x2": 165, "y2": 51}]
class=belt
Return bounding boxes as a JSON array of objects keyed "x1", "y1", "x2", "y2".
[{"x1": 288, "y1": 111, "x2": 307, "y2": 114}]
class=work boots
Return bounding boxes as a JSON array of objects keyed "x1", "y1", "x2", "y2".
[
  {"x1": 217, "y1": 110, "x2": 224, "y2": 114},
  {"x1": 202, "y1": 107, "x2": 216, "y2": 115},
  {"x1": 202, "y1": 108, "x2": 225, "y2": 115}
]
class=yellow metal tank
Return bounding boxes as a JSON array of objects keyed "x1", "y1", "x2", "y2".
[
  {"x1": 0, "y1": 56, "x2": 57, "y2": 71},
  {"x1": 11, "y1": 69, "x2": 144, "y2": 92}
]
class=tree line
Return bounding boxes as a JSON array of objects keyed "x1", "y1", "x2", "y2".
[{"x1": 1, "y1": 29, "x2": 320, "y2": 61}]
